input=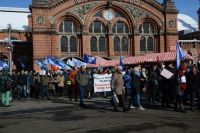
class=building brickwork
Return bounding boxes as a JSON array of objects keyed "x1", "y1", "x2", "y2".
[{"x1": 0, "y1": 0, "x2": 180, "y2": 71}]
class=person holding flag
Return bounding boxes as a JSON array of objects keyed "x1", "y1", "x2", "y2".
[{"x1": 174, "y1": 42, "x2": 187, "y2": 113}]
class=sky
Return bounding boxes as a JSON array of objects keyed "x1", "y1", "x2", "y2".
[{"x1": 0, "y1": 0, "x2": 199, "y2": 21}]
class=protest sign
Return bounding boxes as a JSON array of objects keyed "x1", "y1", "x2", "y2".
[
  {"x1": 160, "y1": 68, "x2": 173, "y2": 79},
  {"x1": 93, "y1": 74, "x2": 112, "y2": 93}
]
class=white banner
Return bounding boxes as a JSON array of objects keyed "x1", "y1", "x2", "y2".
[{"x1": 93, "y1": 74, "x2": 112, "y2": 93}]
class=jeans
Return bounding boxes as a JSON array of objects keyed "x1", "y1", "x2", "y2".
[
  {"x1": 135, "y1": 94, "x2": 142, "y2": 108},
  {"x1": 20, "y1": 85, "x2": 27, "y2": 98},
  {"x1": 79, "y1": 85, "x2": 86, "y2": 105},
  {"x1": 40, "y1": 85, "x2": 50, "y2": 98},
  {"x1": 1, "y1": 91, "x2": 10, "y2": 106}
]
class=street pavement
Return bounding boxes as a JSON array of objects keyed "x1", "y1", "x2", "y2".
[{"x1": 0, "y1": 97, "x2": 200, "y2": 133}]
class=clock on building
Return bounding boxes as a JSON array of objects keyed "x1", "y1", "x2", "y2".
[
  {"x1": 36, "y1": 16, "x2": 45, "y2": 25},
  {"x1": 103, "y1": 10, "x2": 114, "y2": 21}
]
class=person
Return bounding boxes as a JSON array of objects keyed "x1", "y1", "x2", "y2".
[
  {"x1": 149, "y1": 65, "x2": 159, "y2": 104},
  {"x1": 0, "y1": 71, "x2": 12, "y2": 107},
  {"x1": 174, "y1": 63, "x2": 187, "y2": 113},
  {"x1": 75, "y1": 66, "x2": 88, "y2": 107},
  {"x1": 68, "y1": 66, "x2": 79, "y2": 101},
  {"x1": 132, "y1": 66, "x2": 145, "y2": 111},
  {"x1": 86, "y1": 69, "x2": 93, "y2": 99},
  {"x1": 18, "y1": 71, "x2": 28, "y2": 98},
  {"x1": 40, "y1": 73, "x2": 50, "y2": 100},
  {"x1": 111, "y1": 66, "x2": 126, "y2": 112},
  {"x1": 123, "y1": 68, "x2": 133, "y2": 110},
  {"x1": 57, "y1": 73, "x2": 65, "y2": 97},
  {"x1": 187, "y1": 65, "x2": 200, "y2": 111}
]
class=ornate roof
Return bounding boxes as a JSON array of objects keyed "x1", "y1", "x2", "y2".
[
  {"x1": 163, "y1": 0, "x2": 178, "y2": 13},
  {"x1": 32, "y1": 0, "x2": 163, "y2": 9}
]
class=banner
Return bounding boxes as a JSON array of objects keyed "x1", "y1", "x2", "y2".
[{"x1": 93, "y1": 74, "x2": 112, "y2": 93}]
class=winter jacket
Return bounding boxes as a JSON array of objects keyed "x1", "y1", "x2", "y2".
[
  {"x1": 123, "y1": 72, "x2": 132, "y2": 90},
  {"x1": 111, "y1": 72, "x2": 124, "y2": 95},
  {"x1": 131, "y1": 71, "x2": 141, "y2": 94},
  {"x1": 75, "y1": 71, "x2": 88, "y2": 86}
]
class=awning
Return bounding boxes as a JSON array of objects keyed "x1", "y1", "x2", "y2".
[{"x1": 86, "y1": 52, "x2": 193, "y2": 68}]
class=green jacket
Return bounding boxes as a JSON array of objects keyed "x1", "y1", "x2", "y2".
[
  {"x1": 41, "y1": 75, "x2": 49, "y2": 86},
  {"x1": 75, "y1": 71, "x2": 88, "y2": 86}
]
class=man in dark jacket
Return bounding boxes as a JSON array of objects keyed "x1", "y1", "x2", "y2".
[
  {"x1": 75, "y1": 66, "x2": 88, "y2": 107},
  {"x1": 131, "y1": 66, "x2": 145, "y2": 111},
  {"x1": 187, "y1": 65, "x2": 200, "y2": 110}
]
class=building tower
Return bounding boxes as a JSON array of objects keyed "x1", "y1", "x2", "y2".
[{"x1": 163, "y1": 0, "x2": 179, "y2": 51}]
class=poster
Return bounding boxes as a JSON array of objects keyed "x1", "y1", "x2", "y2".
[
  {"x1": 93, "y1": 74, "x2": 112, "y2": 93},
  {"x1": 160, "y1": 68, "x2": 174, "y2": 79}
]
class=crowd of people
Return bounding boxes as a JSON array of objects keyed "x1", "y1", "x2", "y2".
[{"x1": 0, "y1": 61, "x2": 200, "y2": 113}]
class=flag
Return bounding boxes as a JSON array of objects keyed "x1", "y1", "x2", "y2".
[
  {"x1": 36, "y1": 59, "x2": 47, "y2": 70},
  {"x1": 119, "y1": 56, "x2": 124, "y2": 67},
  {"x1": 83, "y1": 54, "x2": 96, "y2": 64},
  {"x1": 67, "y1": 59, "x2": 75, "y2": 67},
  {"x1": 176, "y1": 43, "x2": 186, "y2": 69},
  {"x1": 72, "y1": 58, "x2": 87, "y2": 67},
  {"x1": 0, "y1": 60, "x2": 9, "y2": 70},
  {"x1": 44, "y1": 56, "x2": 70, "y2": 69}
]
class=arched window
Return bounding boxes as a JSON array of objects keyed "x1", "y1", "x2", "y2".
[
  {"x1": 90, "y1": 37, "x2": 97, "y2": 52},
  {"x1": 122, "y1": 37, "x2": 128, "y2": 52},
  {"x1": 147, "y1": 37, "x2": 153, "y2": 51},
  {"x1": 59, "y1": 20, "x2": 78, "y2": 53},
  {"x1": 89, "y1": 21, "x2": 106, "y2": 53},
  {"x1": 139, "y1": 22, "x2": 156, "y2": 53},
  {"x1": 114, "y1": 37, "x2": 120, "y2": 52},
  {"x1": 140, "y1": 37, "x2": 146, "y2": 52},
  {"x1": 70, "y1": 36, "x2": 77, "y2": 52},
  {"x1": 61, "y1": 36, "x2": 68, "y2": 52},
  {"x1": 89, "y1": 21, "x2": 105, "y2": 33},
  {"x1": 113, "y1": 21, "x2": 129, "y2": 34},
  {"x1": 99, "y1": 37, "x2": 106, "y2": 52},
  {"x1": 59, "y1": 20, "x2": 77, "y2": 33}
]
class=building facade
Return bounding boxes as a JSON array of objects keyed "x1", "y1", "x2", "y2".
[{"x1": 30, "y1": 0, "x2": 179, "y2": 70}]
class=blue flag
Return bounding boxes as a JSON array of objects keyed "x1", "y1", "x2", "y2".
[
  {"x1": 36, "y1": 59, "x2": 47, "y2": 70},
  {"x1": 119, "y1": 56, "x2": 124, "y2": 67},
  {"x1": 84, "y1": 54, "x2": 96, "y2": 64},
  {"x1": 72, "y1": 58, "x2": 87, "y2": 67},
  {"x1": 0, "y1": 60, "x2": 9, "y2": 70},
  {"x1": 44, "y1": 56, "x2": 69, "y2": 69},
  {"x1": 176, "y1": 43, "x2": 186, "y2": 69}
]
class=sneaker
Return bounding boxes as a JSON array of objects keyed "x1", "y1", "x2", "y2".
[
  {"x1": 130, "y1": 105, "x2": 136, "y2": 109},
  {"x1": 138, "y1": 107, "x2": 145, "y2": 111}
]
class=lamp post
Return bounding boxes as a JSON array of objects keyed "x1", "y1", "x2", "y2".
[
  {"x1": 7, "y1": 24, "x2": 13, "y2": 75},
  {"x1": 49, "y1": 16, "x2": 55, "y2": 57}
]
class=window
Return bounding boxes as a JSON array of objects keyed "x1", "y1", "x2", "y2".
[
  {"x1": 90, "y1": 36, "x2": 97, "y2": 52},
  {"x1": 113, "y1": 21, "x2": 129, "y2": 34},
  {"x1": 147, "y1": 37, "x2": 153, "y2": 51},
  {"x1": 70, "y1": 36, "x2": 77, "y2": 52},
  {"x1": 122, "y1": 37, "x2": 128, "y2": 52},
  {"x1": 59, "y1": 20, "x2": 78, "y2": 53},
  {"x1": 89, "y1": 21, "x2": 106, "y2": 53},
  {"x1": 90, "y1": 21, "x2": 106, "y2": 34},
  {"x1": 140, "y1": 37, "x2": 146, "y2": 52},
  {"x1": 99, "y1": 37, "x2": 106, "y2": 52},
  {"x1": 61, "y1": 36, "x2": 68, "y2": 52},
  {"x1": 59, "y1": 20, "x2": 77, "y2": 33},
  {"x1": 139, "y1": 22, "x2": 156, "y2": 53},
  {"x1": 113, "y1": 21, "x2": 129, "y2": 54},
  {"x1": 114, "y1": 37, "x2": 120, "y2": 52}
]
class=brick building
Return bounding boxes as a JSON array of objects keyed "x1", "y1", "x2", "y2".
[{"x1": 0, "y1": 0, "x2": 180, "y2": 71}]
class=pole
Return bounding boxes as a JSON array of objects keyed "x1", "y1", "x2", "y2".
[{"x1": 8, "y1": 24, "x2": 12, "y2": 75}]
